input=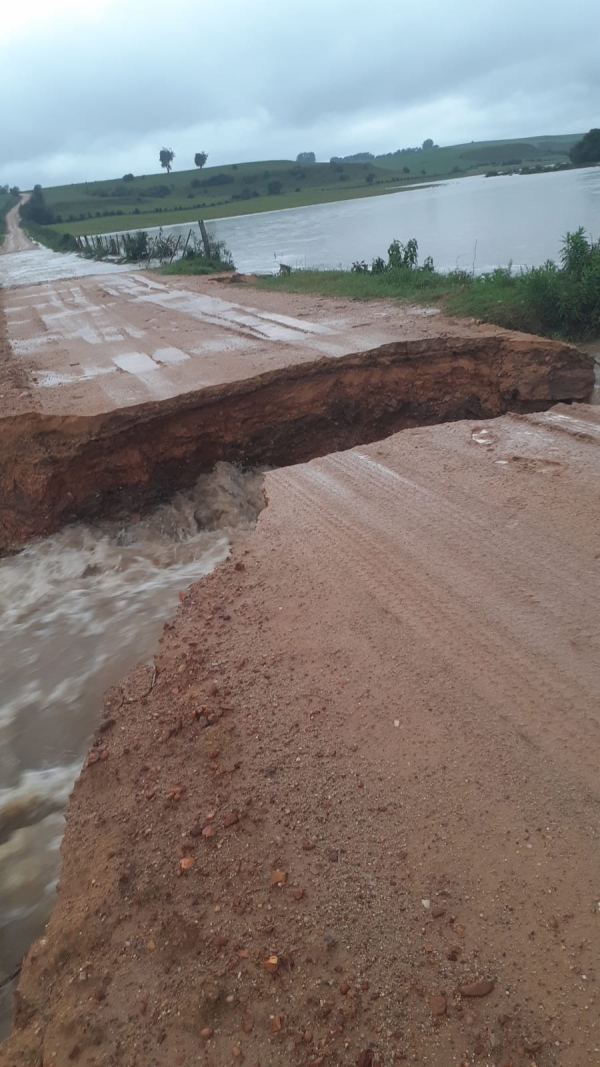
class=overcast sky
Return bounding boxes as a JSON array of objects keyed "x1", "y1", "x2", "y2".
[{"x1": 1, "y1": 0, "x2": 598, "y2": 189}]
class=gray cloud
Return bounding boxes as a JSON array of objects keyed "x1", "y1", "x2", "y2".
[{"x1": 1, "y1": 0, "x2": 598, "y2": 187}]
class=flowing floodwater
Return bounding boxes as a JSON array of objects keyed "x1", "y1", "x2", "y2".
[
  {"x1": 0, "y1": 464, "x2": 264, "y2": 1032},
  {"x1": 112, "y1": 166, "x2": 600, "y2": 275}
]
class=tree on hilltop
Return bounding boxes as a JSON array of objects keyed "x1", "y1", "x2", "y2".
[
  {"x1": 159, "y1": 148, "x2": 175, "y2": 173},
  {"x1": 195, "y1": 152, "x2": 208, "y2": 169},
  {"x1": 570, "y1": 129, "x2": 600, "y2": 165},
  {"x1": 296, "y1": 152, "x2": 316, "y2": 163}
]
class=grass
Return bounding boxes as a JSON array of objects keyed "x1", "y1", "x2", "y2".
[
  {"x1": 19, "y1": 219, "x2": 77, "y2": 252},
  {"x1": 373, "y1": 133, "x2": 582, "y2": 178},
  {"x1": 43, "y1": 160, "x2": 420, "y2": 238},
  {"x1": 31, "y1": 133, "x2": 584, "y2": 242},
  {"x1": 257, "y1": 230, "x2": 600, "y2": 343},
  {"x1": 0, "y1": 191, "x2": 19, "y2": 246}
]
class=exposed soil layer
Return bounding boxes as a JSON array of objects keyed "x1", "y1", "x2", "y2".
[
  {"x1": 3, "y1": 405, "x2": 600, "y2": 1067},
  {"x1": 0, "y1": 332, "x2": 593, "y2": 553}
]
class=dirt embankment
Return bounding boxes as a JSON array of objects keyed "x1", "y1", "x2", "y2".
[
  {"x1": 3, "y1": 405, "x2": 600, "y2": 1067},
  {"x1": 0, "y1": 331, "x2": 593, "y2": 554}
]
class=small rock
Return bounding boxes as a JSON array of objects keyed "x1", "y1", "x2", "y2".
[
  {"x1": 223, "y1": 812, "x2": 239, "y2": 828},
  {"x1": 292, "y1": 888, "x2": 305, "y2": 901},
  {"x1": 303, "y1": 1031, "x2": 313, "y2": 1043},
  {"x1": 459, "y1": 979, "x2": 495, "y2": 998},
  {"x1": 242, "y1": 1014, "x2": 254, "y2": 1033},
  {"x1": 328, "y1": 850, "x2": 339, "y2": 863},
  {"x1": 200, "y1": 1027, "x2": 214, "y2": 1039},
  {"x1": 431, "y1": 906, "x2": 446, "y2": 919},
  {"x1": 213, "y1": 934, "x2": 229, "y2": 947},
  {"x1": 270, "y1": 870, "x2": 287, "y2": 886},
  {"x1": 270, "y1": 1015, "x2": 282, "y2": 1032},
  {"x1": 179, "y1": 857, "x2": 195, "y2": 873},
  {"x1": 263, "y1": 955, "x2": 279, "y2": 973},
  {"x1": 339, "y1": 982, "x2": 351, "y2": 995},
  {"x1": 202, "y1": 825, "x2": 215, "y2": 838},
  {"x1": 428, "y1": 995, "x2": 447, "y2": 1016},
  {"x1": 357, "y1": 1051, "x2": 375, "y2": 1067}
]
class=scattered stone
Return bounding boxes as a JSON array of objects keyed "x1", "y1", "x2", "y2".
[
  {"x1": 303, "y1": 1031, "x2": 313, "y2": 1043},
  {"x1": 292, "y1": 888, "x2": 305, "y2": 901},
  {"x1": 263, "y1": 955, "x2": 279, "y2": 973},
  {"x1": 242, "y1": 1014, "x2": 254, "y2": 1033},
  {"x1": 431, "y1": 906, "x2": 446, "y2": 919},
  {"x1": 223, "y1": 812, "x2": 239, "y2": 828},
  {"x1": 459, "y1": 979, "x2": 495, "y2": 998},
  {"x1": 179, "y1": 857, "x2": 195, "y2": 873},
  {"x1": 270, "y1": 1015, "x2": 282, "y2": 1032},
  {"x1": 357, "y1": 1051, "x2": 375, "y2": 1067},
  {"x1": 200, "y1": 1027, "x2": 214, "y2": 1040},
  {"x1": 428, "y1": 995, "x2": 447, "y2": 1016},
  {"x1": 202, "y1": 825, "x2": 215, "y2": 838},
  {"x1": 213, "y1": 934, "x2": 229, "y2": 947},
  {"x1": 270, "y1": 870, "x2": 287, "y2": 886},
  {"x1": 328, "y1": 850, "x2": 339, "y2": 863},
  {"x1": 446, "y1": 947, "x2": 460, "y2": 961},
  {"x1": 524, "y1": 1040, "x2": 544, "y2": 1054},
  {"x1": 339, "y1": 982, "x2": 351, "y2": 995}
]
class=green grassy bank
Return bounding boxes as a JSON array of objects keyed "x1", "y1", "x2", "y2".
[{"x1": 257, "y1": 231, "x2": 600, "y2": 343}]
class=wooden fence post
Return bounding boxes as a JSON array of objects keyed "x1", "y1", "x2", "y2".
[{"x1": 198, "y1": 219, "x2": 211, "y2": 259}]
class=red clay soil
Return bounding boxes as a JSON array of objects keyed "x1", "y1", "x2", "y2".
[{"x1": 3, "y1": 405, "x2": 600, "y2": 1067}]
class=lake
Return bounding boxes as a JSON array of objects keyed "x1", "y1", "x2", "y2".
[{"x1": 123, "y1": 166, "x2": 600, "y2": 275}]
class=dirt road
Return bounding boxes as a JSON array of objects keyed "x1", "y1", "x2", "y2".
[
  {"x1": 3, "y1": 404, "x2": 600, "y2": 1067},
  {"x1": 0, "y1": 198, "x2": 36, "y2": 255},
  {"x1": 1, "y1": 270, "x2": 544, "y2": 417}
]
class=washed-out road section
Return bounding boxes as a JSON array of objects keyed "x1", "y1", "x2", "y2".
[
  {"x1": 3, "y1": 405, "x2": 600, "y2": 1067},
  {"x1": 1, "y1": 240, "x2": 599, "y2": 1065},
  {"x1": 0, "y1": 270, "x2": 593, "y2": 552}
]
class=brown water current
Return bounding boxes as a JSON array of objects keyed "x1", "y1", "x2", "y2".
[{"x1": 0, "y1": 463, "x2": 264, "y2": 1032}]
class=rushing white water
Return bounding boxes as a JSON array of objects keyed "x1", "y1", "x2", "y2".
[{"x1": 0, "y1": 463, "x2": 264, "y2": 1027}]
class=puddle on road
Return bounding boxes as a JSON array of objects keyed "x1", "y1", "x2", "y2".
[{"x1": 0, "y1": 464, "x2": 264, "y2": 1033}]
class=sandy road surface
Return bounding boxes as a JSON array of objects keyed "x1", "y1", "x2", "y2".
[
  {"x1": 1, "y1": 269, "x2": 510, "y2": 416},
  {"x1": 4, "y1": 405, "x2": 600, "y2": 1067}
]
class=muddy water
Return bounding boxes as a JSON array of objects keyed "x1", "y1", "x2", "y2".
[{"x1": 0, "y1": 463, "x2": 263, "y2": 1032}]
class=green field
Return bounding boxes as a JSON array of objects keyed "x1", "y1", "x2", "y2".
[
  {"x1": 44, "y1": 160, "x2": 417, "y2": 237},
  {"x1": 372, "y1": 133, "x2": 582, "y2": 178},
  {"x1": 34, "y1": 132, "x2": 583, "y2": 241}
]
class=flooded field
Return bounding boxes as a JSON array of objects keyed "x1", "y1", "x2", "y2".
[{"x1": 104, "y1": 166, "x2": 600, "y2": 275}]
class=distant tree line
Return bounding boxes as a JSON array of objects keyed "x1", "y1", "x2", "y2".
[{"x1": 570, "y1": 129, "x2": 600, "y2": 165}]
